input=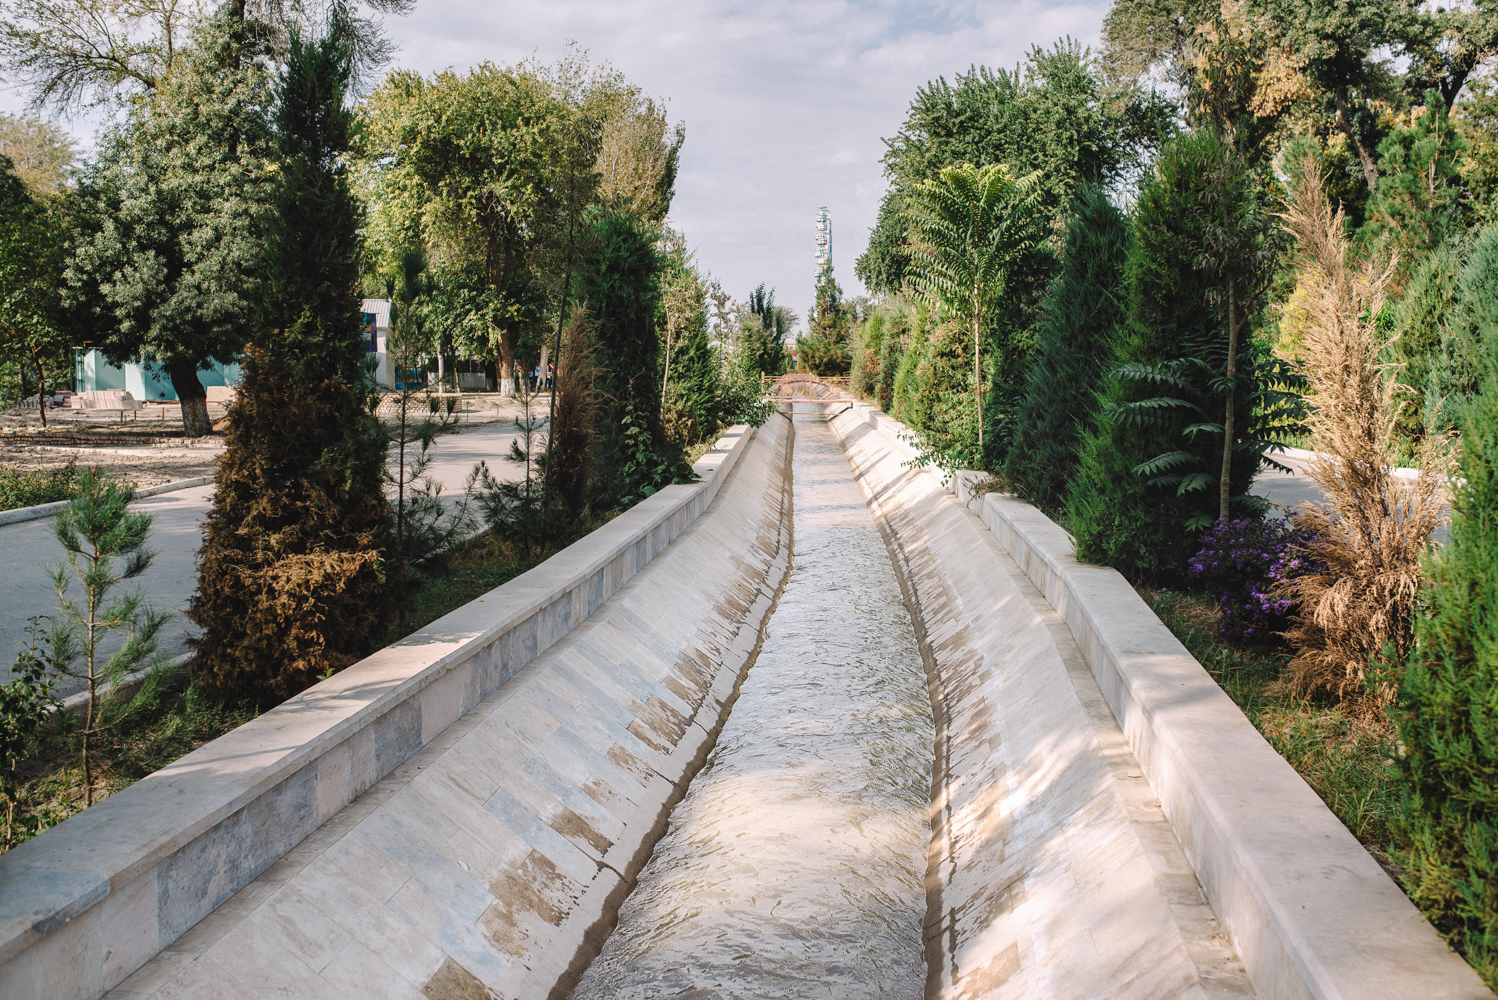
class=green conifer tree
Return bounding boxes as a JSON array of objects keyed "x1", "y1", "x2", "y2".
[
  {"x1": 1005, "y1": 187, "x2": 1129, "y2": 511},
  {"x1": 1392, "y1": 236, "x2": 1466, "y2": 451},
  {"x1": 190, "y1": 19, "x2": 390, "y2": 704},
  {"x1": 1067, "y1": 133, "x2": 1217, "y2": 581},
  {"x1": 1394, "y1": 245, "x2": 1498, "y2": 986},
  {"x1": 798, "y1": 265, "x2": 853, "y2": 376},
  {"x1": 1067, "y1": 129, "x2": 1295, "y2": 579},
  {"x1": 577, "y1": 210, "x2": 689, "y2": 505}
]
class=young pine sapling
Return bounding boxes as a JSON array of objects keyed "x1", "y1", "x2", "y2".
[{"x1": 48, "y1": 467, "x2": 169, "y2": 805}]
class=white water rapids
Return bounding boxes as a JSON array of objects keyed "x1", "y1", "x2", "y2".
[{"x1": 573, "y1": 409, "x2": 934, "y2": 999}]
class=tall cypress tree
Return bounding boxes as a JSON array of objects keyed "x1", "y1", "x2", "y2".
[
  {"x1": 1004, "y1": 187, "x2": 1129, "y2": 511},
  {"x1": 576, "y1": 210, "x2": 689, "y2": 505},
  {"x1": 1391, "y1": 236, "x2": 1466, "y2": 450},
  {"x1": 1394, "y1": 236, "x2": 1498, "y2": 984},
  {"x1": 190, "y1": 20, "x2": 390, "y2": 704},
  {"x1": 1067, "y1": 133, "x2": 1216, "y2": 583}
]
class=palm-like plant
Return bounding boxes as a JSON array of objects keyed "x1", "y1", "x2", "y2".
[{"x1": 902, "y1": 162, "x2": 1046, "y2": 449}]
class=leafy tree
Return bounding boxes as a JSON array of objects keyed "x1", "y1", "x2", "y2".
[
  {"x1": 857, "y1": 40, "x2": 1168, "y2": 294},
  {"x1": 3, "y1": 618, "x2": 58, "y2": 846},
  {"x1": 362, "y1": 61, "x2": 576, "y2": 391},
  {"x1": 659, "y1": 228, "x2": 705, "y2": 405},
  {"x1": 0, "y1": 113, "x2": 76, "y2": 192},
  {"x1": 901, "y1": 162, "x2": 1049, "y2": 458},
  {"x1": 66, "y1": 18, "x2": 276, "y2": 436},
  {"x1": 48, "y1": 467, "x2": 169, "y2": 806},
  {"x1": 191, "y1": 18, "x2": 390, "y2": 704},
  {"x1": 1259, "y1": 0, "x2": 1424, "y2": 192},
  {"x1": 0, "y1": 154, "x2": 70, "y2": 426},
  {"x1": 1005, "y1": 187, "x2": 1130, "y2": 511},
  {"x1": 1401, "y1": 3, "x2": 1498, "y2": 111},
  {"x1": 581, "y1": 66, "x2": 683, "y2": 225},
  {"x1": 0, "y1": 0, "x2": 411, "y2": 115},
  {"x1": 1101, "y1": 0, "x2": 1217, "y2": 87}
]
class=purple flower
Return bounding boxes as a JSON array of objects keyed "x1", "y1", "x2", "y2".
[{"x1": 1188, "y1": 518, "x2": 1319, "y2": 643}]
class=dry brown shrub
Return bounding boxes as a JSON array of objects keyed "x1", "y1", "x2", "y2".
[{"x1": 1277, "y1": 163, "x2": 1455, "y2": 708}]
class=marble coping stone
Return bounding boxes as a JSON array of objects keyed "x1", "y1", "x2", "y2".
[
  {"x1": 834, "y1": 398, "x2": 1489, "y2": 999},
  {"x1": 827, "y1": 402, "x2": 1253, "y2": 1000},
  {"x1": 0, "y1": 421, "x2": 761, "y2": 1000}
]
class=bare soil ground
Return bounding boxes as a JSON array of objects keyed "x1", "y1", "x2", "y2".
[
  {"x1": 0, "y1": 444, "x2": 222, "y2": 488},
  {"x1": 0, "y1": 391, "x2": 546, "y2": 490}
]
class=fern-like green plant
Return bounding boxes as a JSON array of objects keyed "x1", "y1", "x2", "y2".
[
  {"x1": 1108, "y1": 339, "x2": 1306, "y2": 529},
  {"x1": 902, "y1": 162, "x2": 1047, "y2": 451}
]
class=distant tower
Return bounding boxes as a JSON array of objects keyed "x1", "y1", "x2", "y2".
[{"x1": 815, "y1": 206, "x2": 831, "y2": 274}]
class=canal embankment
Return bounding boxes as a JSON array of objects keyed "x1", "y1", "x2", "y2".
[{"x1": 0, "y1": 415, "x2": 791, "y2": 1000}]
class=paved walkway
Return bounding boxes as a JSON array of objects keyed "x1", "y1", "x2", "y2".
[{"x1": 1, "y1": 423, "x2": 531, "y2": 695}]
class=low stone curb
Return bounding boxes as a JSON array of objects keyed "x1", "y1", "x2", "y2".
[{"x1": 0, "y1": 476, "x2": 213, "y2": 527}]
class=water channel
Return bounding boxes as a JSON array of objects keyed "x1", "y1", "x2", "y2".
[{"x1": 573, "y1": 409, "x2": 935, "y2": 999}]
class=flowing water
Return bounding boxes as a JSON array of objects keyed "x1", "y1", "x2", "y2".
[{"x1": 573, "y1": 410, "x2": 934, "y2": 999}]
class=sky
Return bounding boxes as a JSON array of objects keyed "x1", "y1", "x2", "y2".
[
  {"x1": 2, "y1": 0, "x2": 1116, "y2": 331},
  {"x1": 384, "y1": 0, "x2": 1114, "y2": 329}
]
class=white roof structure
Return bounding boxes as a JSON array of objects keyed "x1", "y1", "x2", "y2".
[{"x1": 361, "y1": 298, "x2": 391, "y2": 329}]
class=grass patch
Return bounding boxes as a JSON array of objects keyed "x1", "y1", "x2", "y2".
[
  {"x1": 375, "y1": 532, "x2": 556, "y2": 647},
  {"x1": 685, "y1": 439, "x2": 714, "y2": 466},
  {"x1": 1138, "y1": 586, "x2": 1403, "y2": 873},
  {"x1": 0, "y1": 459, "x2": 86, "y2": 511},
  {"x1": 2, "y1": 667, "x2": 257, "y2": 851}
]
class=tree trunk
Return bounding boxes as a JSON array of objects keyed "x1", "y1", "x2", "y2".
[
  {"x1": 1220, "y1": 275, "x2": 1238, "y2": 524},
  {"x1": 166, "y1": 359, "x2": 213, "y2": 437},
  {"x1": 29, "y1": 349, "x2": 47, "y2": 428},
  {"x1": 1335, "y1": 88, "x2": 1380, "y2": 193},
  {"x1": 973, "y1": 308, "x2": 984, "y2": 452},
  {"x1": 496, "y1": 326, "x2": 517, "y2": 397}
]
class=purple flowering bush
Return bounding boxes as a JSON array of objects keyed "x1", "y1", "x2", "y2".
[{"x1": 1188, "y1": 517, "x2": 1319, "y2": 643}]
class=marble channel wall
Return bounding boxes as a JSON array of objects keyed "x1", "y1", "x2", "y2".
[
  {"x1": 0, "y1": 414, "x2": 793, "y2": 1000},
  {"x1": 825, "y1": 397, "x2": 1490, "y2": 1000}
]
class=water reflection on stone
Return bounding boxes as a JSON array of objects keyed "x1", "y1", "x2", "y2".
[{"x1": 573, "y1": 408, "x2": 934, "y2": 999}]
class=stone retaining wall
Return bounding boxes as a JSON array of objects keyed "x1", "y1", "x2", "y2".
[
  {"x1": 832, "y1": 398, "x2": 1490, "y2": 1000},
  {"x1": 0, "y1": 416, "x2": 788, "y2": 1000}
]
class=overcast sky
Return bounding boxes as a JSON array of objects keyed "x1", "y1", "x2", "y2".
[{"x1": 387, "y1": 0, "x2": 1113, "y2": 329}]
